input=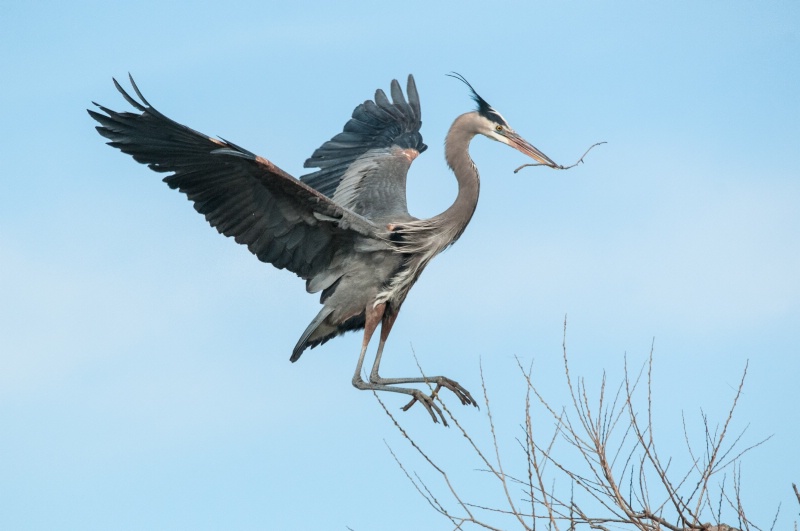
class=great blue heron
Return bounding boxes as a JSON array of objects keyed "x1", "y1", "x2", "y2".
[{"x1": 89, "y1": 73, "x2": 561, "y2": 425}]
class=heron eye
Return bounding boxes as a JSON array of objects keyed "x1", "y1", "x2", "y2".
[{"x1": 495, "y1": 125, "x2": 503, "y2": 132}]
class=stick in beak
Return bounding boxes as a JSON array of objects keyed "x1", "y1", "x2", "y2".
[
  {"x1": 506, "y1": 130, "x2": 559, "y2": 168},
  {"x1": 512, "y1": 140, "x2": 607, "y2": 173}
]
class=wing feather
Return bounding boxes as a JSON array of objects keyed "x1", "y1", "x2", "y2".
[
  {"x1": 89, "y1": 75, "x2": 381, "y2": 284},
  {"x1": 300, "y1": 75, "x2": 426, "y2": 220}
]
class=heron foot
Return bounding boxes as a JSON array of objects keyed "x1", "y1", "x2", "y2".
[
  {"x1": 401, "y1": 389, "x2": 448, "y2": 425},
  {"x1": 400, "y1": 377, "x2": 479, "y2": 425}
]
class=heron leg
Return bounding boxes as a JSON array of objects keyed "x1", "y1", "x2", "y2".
[
  {"x1": 351, "y1": 302, "x2": 385, "y2": 389},
  {"x1": 367, "y1": 310, "x2": 398, "y2": 383},
  {"x1": 350, "y1": 304, "x2": 446, "y2": 424},
  {"x1": 366, "y1": 311, "x2": 478, "y2": 418},
  {"x1": 352, "y1": 305, "x2": 476, "y2": 426}
]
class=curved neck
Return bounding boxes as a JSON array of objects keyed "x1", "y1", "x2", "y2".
[{"x1": 435, "y1": 113, "x2": 481, "y2": 243}]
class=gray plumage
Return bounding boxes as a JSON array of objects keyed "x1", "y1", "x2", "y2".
[{"x1": 89, "y1": 73, "x2": 559, "y2": 425}]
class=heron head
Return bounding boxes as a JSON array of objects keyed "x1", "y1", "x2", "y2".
[{"x1": 448, "y1": 72, "x2": 557, "y2": 168}]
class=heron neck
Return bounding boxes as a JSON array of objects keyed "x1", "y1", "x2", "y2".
[{"x1": 438, "y1": 113, "x2": 480, "y2": 242}]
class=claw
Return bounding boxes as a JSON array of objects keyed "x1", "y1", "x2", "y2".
[
  {"x1": 432, "y1": 377, "x2": 478, "y2": 408},
  {"x1": 400, "y1": 377, "x2": 479, "y2": 425},
  {"x1": 402, "y1": 390, "x2": 447, "y2": 426},
  {"x1": 438, "y1": 378, "x2": 478, "y2": 408}
]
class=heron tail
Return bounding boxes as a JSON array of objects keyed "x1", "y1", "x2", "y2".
[
  {"x1": 291, "y1": 307, "x2": 335, "y2": 362},
  {"x1": 290, "y1": 306, "x2": 368, "y2": 362}
]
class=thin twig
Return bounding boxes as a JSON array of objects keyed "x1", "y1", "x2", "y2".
[
  {"x1": 374, "y1": 391, "x2": 495, "y2": 529},
  {"x1": 479, "y1": 362, "x2": 531, "y2": 530},
  {"x1": 382, "y1": 324, "x2": 764, "y2": 530},
  {"x1": 513, "y1": 141, "x2": 606, "y2": 173}
]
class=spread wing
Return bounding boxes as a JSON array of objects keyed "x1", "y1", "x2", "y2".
[
  {"x1": 88, "y1": 75, "x2": 380, "y2": 282},
  {"x1": 301, "y1": 75, "x2": 426, "y2": 221}
]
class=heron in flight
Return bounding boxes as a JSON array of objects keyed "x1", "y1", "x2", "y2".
[{"x1": 89, "y1": 73, "x2": 560, "y2": 425}]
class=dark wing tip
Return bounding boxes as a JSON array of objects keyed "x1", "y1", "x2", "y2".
[
  {"x1": 406, "y1": 74, "x2": 421, "y2": 118},
  {"x1": 389, "y1": 78, "x2": 405, "y2": 106},
  {"x1": 127, "y1": 73, "x2": 153, "y2": 108},
  {"x1": 111, "y1": 76, "x2": 144, "y2": 111}
]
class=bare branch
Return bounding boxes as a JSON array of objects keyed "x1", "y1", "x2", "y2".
[
  {"x1": 479, "y1": 362, "x2": 531, "y2": 530},
  {"x1": 382, "y1": 325, "x2": 770, "y2": 530},
  {"x1": 513, "y1": 141, "x2": 606, "y2": 173}
]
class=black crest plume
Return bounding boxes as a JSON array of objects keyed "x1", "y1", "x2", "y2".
[{"x1": 447, "y1": 72, "x2": 509, "y2": 127}]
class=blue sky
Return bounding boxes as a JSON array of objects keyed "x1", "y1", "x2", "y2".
[{"x1": 1, "y1": 1, "x2": 798, "y2": 529}]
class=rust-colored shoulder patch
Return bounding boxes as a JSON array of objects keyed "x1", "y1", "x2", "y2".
[{"x1": 391, "y1": 147, "x2": 419, "y2": 162}]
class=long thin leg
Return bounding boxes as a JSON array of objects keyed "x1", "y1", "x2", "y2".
[
  {"x1": 351, "y1": 302, "x2": 385, "y2": 389},
  {"x1": 368, "y1": 310, "x2": 398, "y2": 383},
  {"x1": 365, "y1": 311, "x2": 478, "y2": 423},
  {"x1": 352, "y1": 305, "x2": 446, "y2": 424}
]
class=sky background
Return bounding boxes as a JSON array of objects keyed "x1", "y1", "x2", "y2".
[{"x1": 1, "y1": 1, "x2": 798, "y2": 529}]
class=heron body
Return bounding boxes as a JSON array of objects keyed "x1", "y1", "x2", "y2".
[{"x1": 89, "y1": 74, "x2": 558, "y2": 424}]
